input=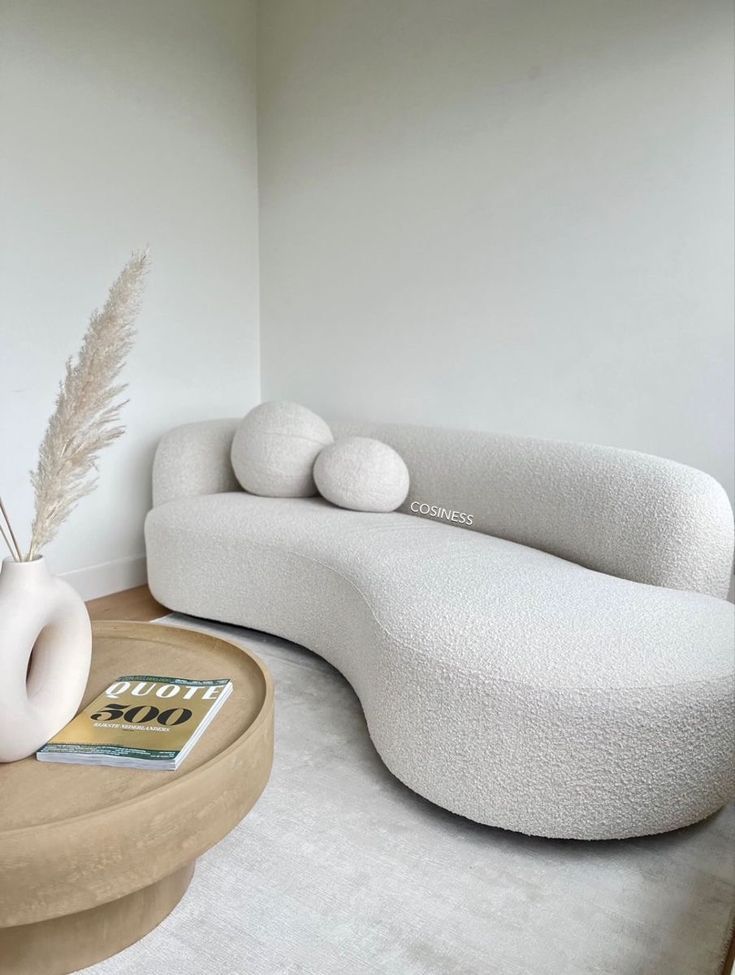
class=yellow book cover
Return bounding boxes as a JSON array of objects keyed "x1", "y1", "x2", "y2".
[{"x1": 36, "y1": 675, "x2": 233, "y2": 771}]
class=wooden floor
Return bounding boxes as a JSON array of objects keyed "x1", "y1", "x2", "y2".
[{"x1": 86, "y1": 585, "x2": 167, "y2": 623}]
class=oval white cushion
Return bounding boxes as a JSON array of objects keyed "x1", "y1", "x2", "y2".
[
  {"x1": 231, "y1": 401, "x2": 333, "y2": 498},
  {"x1": 314, "y1": 437, "x2": 409, "y2": 512},
  {"x1": 146, "y1": 492, "x2": 735, "y2": 840}
]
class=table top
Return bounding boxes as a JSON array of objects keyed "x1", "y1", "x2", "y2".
[{"x1": 0, "y1": 620, "x2": 274, "y2": 927}]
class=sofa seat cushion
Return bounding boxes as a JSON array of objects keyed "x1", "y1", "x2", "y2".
[{"x1": 145, "y1": 492, "x2": 735, "y2": 840}]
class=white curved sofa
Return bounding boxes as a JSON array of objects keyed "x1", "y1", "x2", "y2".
[{"x1": 145, "y1": 418, "x2": 735, "y2": 840}]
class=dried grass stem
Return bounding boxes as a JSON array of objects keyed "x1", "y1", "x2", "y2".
[
  {"x1": 23, "y1": 250, "x2": 149, "y2": 561},
  {"x1": 0, "y1": 498, "x2": 22, "y2": 561}
]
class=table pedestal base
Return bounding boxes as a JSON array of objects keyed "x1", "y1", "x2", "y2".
[{"x1": 0, "y1": 862, "x2": 195, "y2": 975}]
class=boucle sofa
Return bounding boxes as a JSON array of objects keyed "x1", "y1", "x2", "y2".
[{"x1": 145, "y1": 418, "x2": 735, "y2": 840}]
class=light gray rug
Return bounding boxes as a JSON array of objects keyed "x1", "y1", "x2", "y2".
[{"x1": 81, "y1": 614, "x2": 735, "y2": 975}]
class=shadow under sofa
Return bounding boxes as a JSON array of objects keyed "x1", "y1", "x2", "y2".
[{"x1": 144, "y1": 418, "x2": 735, "y2": 841}]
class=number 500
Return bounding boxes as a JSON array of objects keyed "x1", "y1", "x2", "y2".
[{"x1": 91, "y1": 703, "x2": 193, "y2": 726}]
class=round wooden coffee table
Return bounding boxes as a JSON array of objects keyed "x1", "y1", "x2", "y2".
[{"x1": 0, "y1": 621, "x2": 274, "y2": 975}]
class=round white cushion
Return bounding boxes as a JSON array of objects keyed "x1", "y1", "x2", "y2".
[
  {"x1": 231, "y1": 401, "x2": 333, "y2": 497},
  {"x1": 314, "y1": 436, "x2": 409, "y2": 512}
]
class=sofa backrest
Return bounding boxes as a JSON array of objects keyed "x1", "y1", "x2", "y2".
[
  {"x1": 331, "y1": 420, "x2": 734, "y2": 599},
  {"x1": 152, "y1": 417, "x2": 734, "y2": 598}
]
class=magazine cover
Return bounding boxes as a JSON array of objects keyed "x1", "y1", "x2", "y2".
[{"x1": 37, "y1": 675, "x2": 233, "y2": 770}]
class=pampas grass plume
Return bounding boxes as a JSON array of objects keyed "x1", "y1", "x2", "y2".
[{"x1": 21, "y1": 250, "x2": 150, "y2": 561}]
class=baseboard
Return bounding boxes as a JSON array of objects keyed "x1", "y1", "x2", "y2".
[{"x1": 61, "y1": 555, "x2": 147, "y2": 601}]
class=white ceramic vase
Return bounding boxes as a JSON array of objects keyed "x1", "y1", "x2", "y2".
[{"x1": 0, "y1": 556, "x2": 92, "y2": 762}]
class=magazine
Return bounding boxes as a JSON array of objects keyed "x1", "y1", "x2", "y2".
[{"x1": 36, "y1": 674, "x2": 233, "y2": 771}]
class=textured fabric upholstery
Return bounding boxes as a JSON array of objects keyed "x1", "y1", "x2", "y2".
[
  {"x1": 314, "y1": 436, "x2": 410, "y2": 512},
  {"x1": 151, "y1": 418, "x2": 734, "y2": 597},
  {"x1": 231, "y1": 401, "x2": 333, "y2": 497},
  {"x1": 145, "y1": 492, "x2": 735, "y2": 839},
  {"x1": 152, "y1": 419, "x2": 241, "y2": 507},
  {"x1": 81, "y1": 619, "x2": 735, "y2": 975},
  {"x1": 332, "y1": 420, "x2": 735, "y2": 598},
  {"x1": 146, "y1": 417, "x2": 735, "y2": 838}
]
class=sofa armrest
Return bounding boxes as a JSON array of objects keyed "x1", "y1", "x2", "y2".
[
  {"x1": 152, "y1": 419, "x2": 241, "y2": 507},
  {"x1": 332, "y1": 419, "x2": 735, "y2": 598}
]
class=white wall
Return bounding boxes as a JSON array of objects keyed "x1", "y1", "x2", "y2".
[
  {"x1": 258, "y1": 0, "x2": 735, "y2": 501},
  {"x1": 0, "y1": 0, "x2": 260, "y2": 597},
  {"x1": 1, "y1": 0, "x2": 732, "y2": 599}
]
